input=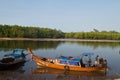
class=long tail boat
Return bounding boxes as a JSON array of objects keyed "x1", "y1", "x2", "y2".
[
  {"x1": 0, "y1": 48, "x2": 27, "y2": 70},
  {"x1": 27, "y1": 48, "x2": 107, "y2": 72}
]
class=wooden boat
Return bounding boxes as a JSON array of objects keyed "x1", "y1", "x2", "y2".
[
  {"x1": 33, "y1": 67, "x2": 106, "y2": 76},
  {"x1": 0, "y1": 48, "x2": 27, "y2": 70},
  {"x1": 28, "y1": 48, "x2": 107, "y2": 72}
]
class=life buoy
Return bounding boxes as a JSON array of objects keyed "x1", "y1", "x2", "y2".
[{"x1": 64, "y1": 65, "x2": 69, "y2": 71}]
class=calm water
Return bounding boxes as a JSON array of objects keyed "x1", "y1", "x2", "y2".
[{"x1": 0, "y1": 40, "x2": 120, "y2": 80}]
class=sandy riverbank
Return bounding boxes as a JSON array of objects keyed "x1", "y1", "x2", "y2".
[{"x1": 0, "y1": 38, "x2": 120, "y2": 42}]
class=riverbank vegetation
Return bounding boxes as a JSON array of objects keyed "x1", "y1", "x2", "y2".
[{"x1": 0, "y1": 24, "x2": 120, "y2": 40}]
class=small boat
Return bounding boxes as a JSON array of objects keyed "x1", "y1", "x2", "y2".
[
  {"x1": 0, "y1": 48, "x2": 27, "y2": 70},
  {"x1": 27, "y1": 48, "x2": 107, "y2": 72}
]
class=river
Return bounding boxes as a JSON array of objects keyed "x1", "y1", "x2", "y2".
[{"x1": 0, "y1": 40, "x2": 120, "y2": 80}]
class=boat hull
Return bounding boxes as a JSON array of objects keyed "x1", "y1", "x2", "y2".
[
  {"x1": 32, "y1": 55, "x2": 106, "y2": 72},
  {"x1": 28, "y1": 48, "x2": 107, "y2": 72},
  {"x1": 0, "y1": 60, "x2": 26, "y2": 70}
]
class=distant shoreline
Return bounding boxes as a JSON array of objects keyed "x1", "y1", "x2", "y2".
[{"x1": 0, "y1": 38, "x2": 120, "y2": 42}]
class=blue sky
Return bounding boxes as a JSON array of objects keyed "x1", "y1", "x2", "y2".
[{"x1": 0, "y1": 0, "x2": 120, "y2": 32}]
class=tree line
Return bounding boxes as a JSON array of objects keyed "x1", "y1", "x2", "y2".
[
  {"x1": 0, "y1": 24, "x2": 64, "y2": 38},
  {"x1": 0, "y1": 24, "x2": 120, "y2": 40},
  {"x1": 65, "y1": 31, "x2": 120, "y2": 40}
]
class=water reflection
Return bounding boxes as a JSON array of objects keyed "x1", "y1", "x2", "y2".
[
  {"x1": 0, "y1": 40, "x2": 63, "y2": 50},
  {"x1": 33, "y1": 67, "x2": 106, "y2": 76},
  {"x1": 0, "y1": 41, "x2": 120, "y2": 50},
  {"x1": 0, "y1": 67, "x2": 25, "y2": 80},
  {"x1": 0, "y1": 40, "x2": 120, "y2": 80},
  {"x1": 31, "y1": 67, "x2": 119, "y2": 80},
  {"x1": 68, "y1": 41, "x2": 120, "y2": 49}
]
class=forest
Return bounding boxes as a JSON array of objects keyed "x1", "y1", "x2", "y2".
[
  {"x1": 0, "y1": 24, "x2": 64, "y2": 38},
  {"x1": 0, "y1": 24, "x2": 120, "y2": 40}
]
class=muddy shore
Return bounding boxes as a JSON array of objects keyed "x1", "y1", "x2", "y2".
[{"x1": 0, "y1": 38, "x2": 120, "y2": 42}]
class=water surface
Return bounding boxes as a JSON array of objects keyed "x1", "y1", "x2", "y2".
[{"x1": 0, "y1": 40, "x2": 120, "y2": 80}]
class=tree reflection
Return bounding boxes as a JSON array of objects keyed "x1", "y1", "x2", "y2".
[
  {"x1": 0, "y1": 41, "x2": 63, "y2": 50},
  {"x1": 0, "y1": 40, "x2": 120, "y2": 51},
  {"x1": 68, "y1": 41, "x2": 120, "y2": 49}
]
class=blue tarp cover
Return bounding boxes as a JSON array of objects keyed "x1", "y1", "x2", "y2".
[
  {"x1": 6, "y1": 54, "x2": 22, "y2": 58},
  {"x1": 4, "y1": 48, "x2": 24, "y2": 58},
  {"x1": 56, "y1": 57, "x2": 80, "y2": 65}
]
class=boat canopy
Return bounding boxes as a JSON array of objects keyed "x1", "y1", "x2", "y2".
[
  {"x1": 5, "y1": 54, "x2": 22, "y2": 58},
  {"x1": 81, "y1": 52, "x2": 94, "y2": 57},
  {"x1": 4, "y1": 48, "x2": 25, "y2": 58},
  {"x1": 13, "y1": 48, "x2": 25, "y2": 53}
]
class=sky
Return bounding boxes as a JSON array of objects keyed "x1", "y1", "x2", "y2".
[{"x1": 0, "y1": 0, "x2": 120, "y2": 32}]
